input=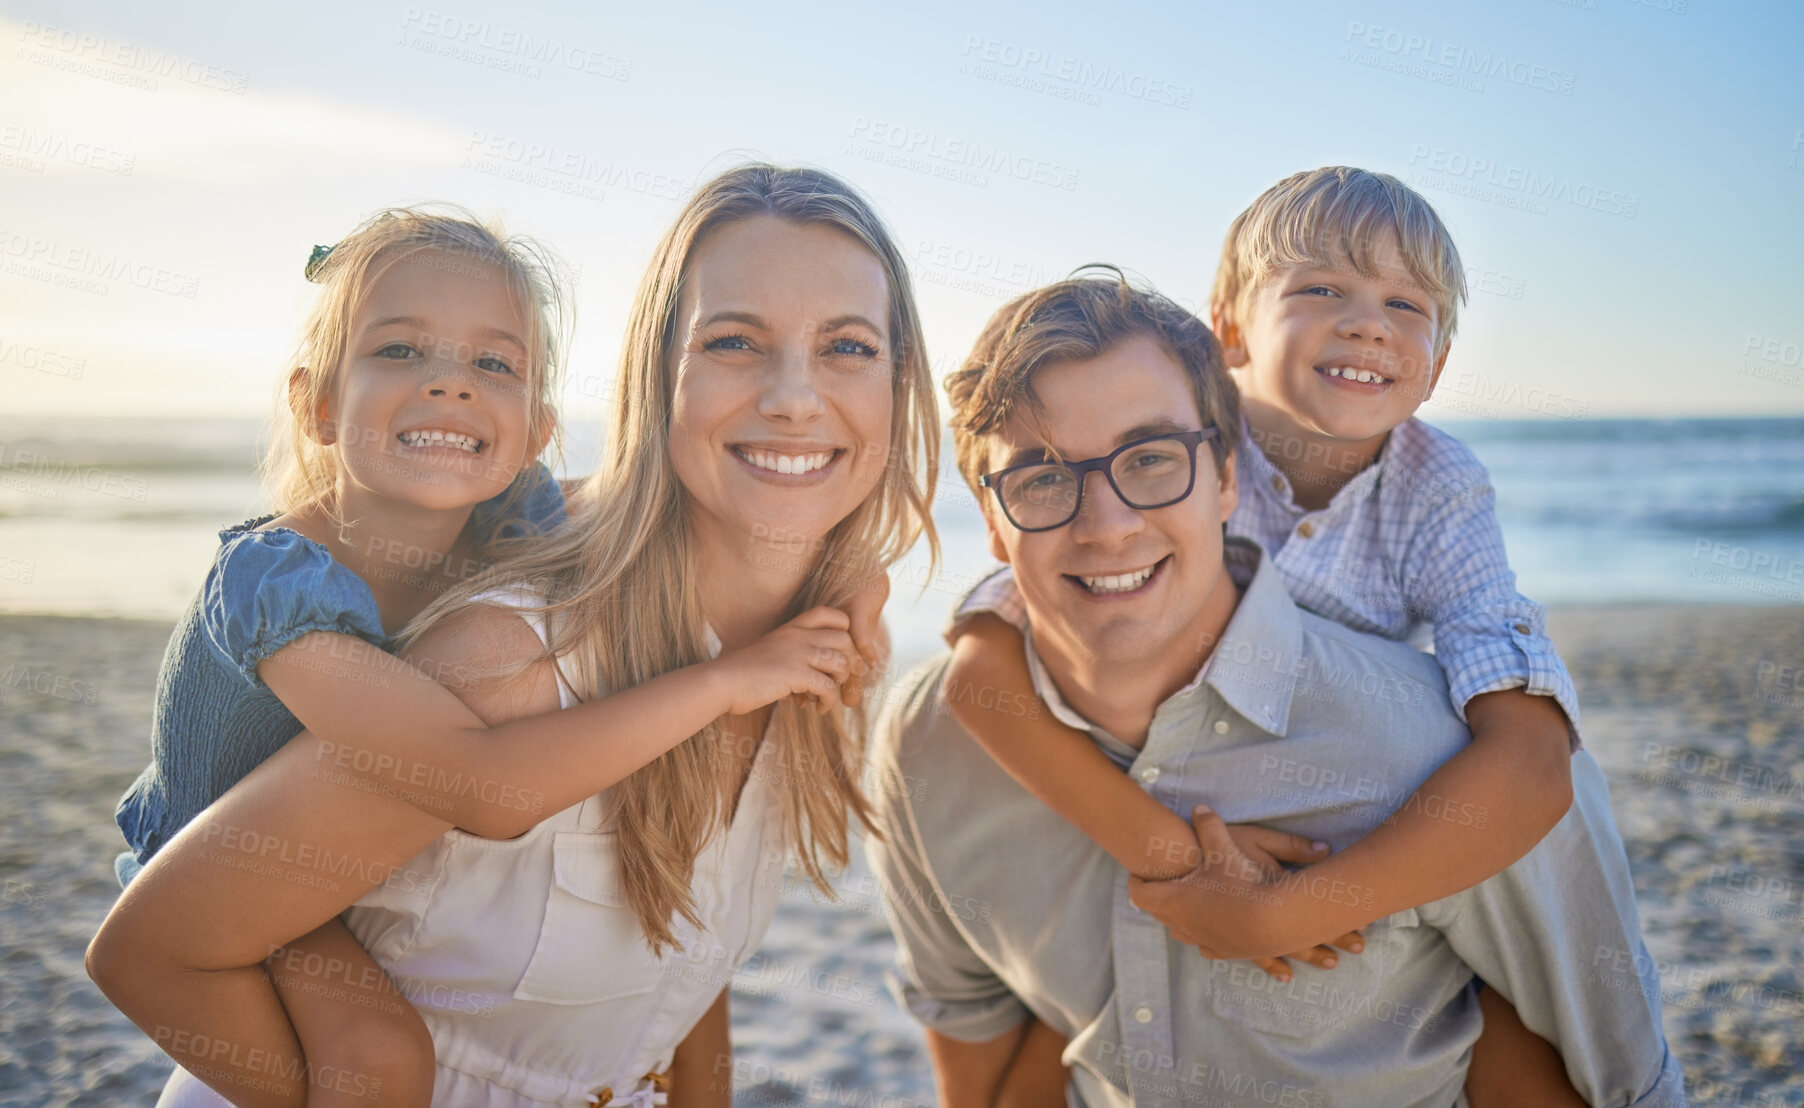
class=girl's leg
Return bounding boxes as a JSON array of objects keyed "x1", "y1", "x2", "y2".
[
  {"x1": 1465, "y1": 983, "x2": 1585, "y2": 1108},
  {"x1": 263, "y1": 916, "x2": 437, "y2": 1107}
]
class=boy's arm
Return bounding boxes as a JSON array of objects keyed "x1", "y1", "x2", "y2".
[
  {"x1": 259, "y1": 603, "x2": 855, "y2": 839},
  {"x1": 1129, "y1": 687, "x2": 1573, "y2": 959},
  {"x1": 264, "y1": 917, "x2": 435, "y2": 1107},
  {"x1": 926, "y1": 1024, "x2": 1031, "y2": 1108},
  {"x1": 948, "y1": 614, "x2": 1198, "y2": 879},
  {"x1": 993, "y1": 1018, "x2": 1071, "y2": 1108}
]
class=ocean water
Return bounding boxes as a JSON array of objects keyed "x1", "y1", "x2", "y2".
[{"x1": 1, "y1": 415, "x2": 1799, "y2": 658}]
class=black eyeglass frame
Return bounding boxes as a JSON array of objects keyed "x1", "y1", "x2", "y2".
[{"x1": 978, "y1": 428, "x2": 1222, "y2": 533}]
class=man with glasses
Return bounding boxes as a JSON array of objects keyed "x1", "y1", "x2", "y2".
[{"x1": 863, "y1": 273, "x2": 1680, "y2": 1106}]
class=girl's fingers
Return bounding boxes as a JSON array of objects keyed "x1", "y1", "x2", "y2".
[
  {"x1": 1281, "y1": 945, "x2": 1341, "y2": 971},
  {"x1": 791, "y1": 606, "x2": 852, "y2": 631},
  {"x1": 1330, "y1": 930, "x2": 1365, "y2": 954}
]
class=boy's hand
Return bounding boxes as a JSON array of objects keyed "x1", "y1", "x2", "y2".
[
  {"x1": 1129, "y1": 805, "x2": 1363, "y2": 974},
  {"x1": 838, "y1": 571, "x2": 890, "y2": 708},
  {"x1": 713, "y1": 607, "x2": 859, "y2": 716}
]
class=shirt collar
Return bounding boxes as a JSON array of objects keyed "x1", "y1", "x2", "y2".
[
  {"x1": 1019, "y1": 537, "x2": 1304, "y2": 744},
  {"x1": 1237, "y1": 412, "x2": 1393, "y2": 511}
]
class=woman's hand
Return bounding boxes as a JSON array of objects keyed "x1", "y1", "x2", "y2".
[{"x1": 712, "y1": 606, "x2": 860, "y2": 715}]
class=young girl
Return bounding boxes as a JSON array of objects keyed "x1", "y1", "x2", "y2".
[{"x1": 102, "y1": 206, "x2": 884, "y2": 1107}]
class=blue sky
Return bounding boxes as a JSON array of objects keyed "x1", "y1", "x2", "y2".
[{"x1": 4, "y1": 0, "x2": 1801, "y2": 421}]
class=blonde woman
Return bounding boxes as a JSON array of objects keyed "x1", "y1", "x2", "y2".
[{"x1": 87, "y1": 164, "x2": 939, "y2": 1108}]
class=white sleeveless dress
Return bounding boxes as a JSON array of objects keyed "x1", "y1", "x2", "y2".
[{"x1": 156, "y1": 590, "x2": 788, "y2": 1107}]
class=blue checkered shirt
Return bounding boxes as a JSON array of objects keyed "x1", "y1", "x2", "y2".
[{"x1": 954, "y1": 416, "x2": 1581, "y2": 742}]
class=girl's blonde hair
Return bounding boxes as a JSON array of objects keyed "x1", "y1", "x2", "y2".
[
  {"x1": 408, "y1": 164, "x2": 939, "y2": 952},
  {"x1": 265, "y1": 206, "x2": 568, "y2": 548},
  {"x1": 1210, "y1": 166, "x2": 1468, "y2": 361}
]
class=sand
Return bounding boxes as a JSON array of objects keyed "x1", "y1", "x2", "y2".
[{"x1": 2, "y1": 605, "x2": 1799, "y2": 1106}]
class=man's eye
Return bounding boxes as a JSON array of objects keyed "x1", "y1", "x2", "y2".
[
  {"x1": 830, "y1": 337, "x2": 879, "y2": 357},
  {"x1": 377, "y1": 342, "x2": 418, "y2": 359},
  {"x1": 475, "y1": 355, "x2": 517, "y2": 375}
]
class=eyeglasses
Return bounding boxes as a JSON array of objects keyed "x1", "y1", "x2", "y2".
[{"x1": 979, "y1": 428, "x2": 1221, "y2": 533}]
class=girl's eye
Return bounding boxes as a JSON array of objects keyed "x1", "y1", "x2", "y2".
[
  {"x1": 474, "y1": 355, "x2": 516, "y2": 376},
  {"x1": 705, "y1": 334, "x2": 753, "y2": 352},
  {"x1": 1302, "y1": 285, "x2": 1337, "y2": 297},
  {"x1": 376, "y1": 342, "x2": 418, "y2": 359},
  {"x1": 829, "y1": 337, "x2": 880, "y2": 357}
]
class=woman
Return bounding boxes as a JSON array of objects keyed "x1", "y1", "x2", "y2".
[{"x1": 87, "y1": 163, "x2": 940, "y2": 1107}]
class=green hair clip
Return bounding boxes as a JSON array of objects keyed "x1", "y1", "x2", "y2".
[{"x1": 304, "y1": 243, "x2": 335, "y2": 282}]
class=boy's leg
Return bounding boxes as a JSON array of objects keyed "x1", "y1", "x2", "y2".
[
  {"x1": 1464, "y1": 982, "x2": 1584, "y2": 1108},
  {"x1": 263, "y1": 916, "x2": 437, "y2": 1107}
]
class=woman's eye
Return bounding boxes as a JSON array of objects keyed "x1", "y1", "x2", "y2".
[
  {"x1": 475, "y1": 355, "x2": 516, "y2": 375},
  {"x1": 705, "y1": 334, "x2": 753, "y2": 352},
  {"x1": 829, "y1": 337, "x2": 879, "y2": 357},
  {"x1": 376, "y1": 342, "x2": 418, "y2": 359}
]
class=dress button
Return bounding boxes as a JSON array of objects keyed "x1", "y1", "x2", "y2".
[
  {"x1": 1297, "y1": 521, "x2": 1315, "y2": 538},
  {"x1": 1513, "y1": 622, "x2": 1531, "y2": 634},
  {"x1": 1139, "y1": 766, "x2": 1161, "y2": 784},
  {"x1": 1271, "y1": 475, "x2": 1284, "y2": 492},
  {"x1": 1213, "y1": 720, "x2": 1229, "y2": 734},
  {"x1": 1133, "y1": 1005, "x2": 1154, "y2": 1024}
]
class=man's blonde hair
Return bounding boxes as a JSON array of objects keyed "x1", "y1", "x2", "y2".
[
  {"x1": 947, "y1": 267, "x2": 1241, "y2": 500},
  {"x1": 1210, "y1": 166, "x2": 1467, "y2": 361}
]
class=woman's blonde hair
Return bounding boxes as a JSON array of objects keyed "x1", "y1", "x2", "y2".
[
  {"x1": 265, "y1": 205, "x2": 568, "y2": 548},
  {"x1": 1210, "y1": 166, "x2": 1467, "y2": 361},
  {"x1": 409, "y1": 164, "x2": 939, "y2": 951}
]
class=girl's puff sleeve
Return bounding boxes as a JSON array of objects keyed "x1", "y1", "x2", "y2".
[{"x1": 201, "y1": 527, "x2": 387, "y2": 690}]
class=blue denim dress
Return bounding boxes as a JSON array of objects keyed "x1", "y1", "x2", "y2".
[{"x1": 112, "y1": 465, "x2": 566, "y2": 887}]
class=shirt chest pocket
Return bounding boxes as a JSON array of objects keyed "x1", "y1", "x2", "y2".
[
  {"x1": 1207, "y1": 908, "x2": 1424, "y2": 1040},
  {"x1": 512, "y1": 830, "x2": 667, "y2": 1006}
]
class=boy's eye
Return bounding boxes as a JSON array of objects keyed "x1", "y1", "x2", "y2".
[
  {"x1": 376, "y1": 342, "x2": 419, "y2": 359},
  {"x1": 475, "y1": 355, "x2": 516, "y2": 375},
  {"x1": 1387, "y1": 298, "x2": 1423, "y2": 314}
]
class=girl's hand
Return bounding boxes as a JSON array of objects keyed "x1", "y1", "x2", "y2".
[
  {"x1": 713, "y1": 606, "x2": 860, "y2": 716},
  {"x1": 838, "y1": 571, "x2": 891, "y2": 708}
]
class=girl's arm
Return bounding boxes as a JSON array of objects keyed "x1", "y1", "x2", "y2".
[
  {"x1": 1128, "y1": 689, "x2": 1575, "y2": 959},
  {"x1": 666, "y1": 988, "x2": 732, "y2": 1108},
  {"x1": 259, "y1": 603, "x2": 858, "y2": 840},
  {"x1": 946, "y1": 615, "x2": 1197, "y2": 879},
  {"x1": 85, "y1": 604, "x2": 558, "y2": 1107}
]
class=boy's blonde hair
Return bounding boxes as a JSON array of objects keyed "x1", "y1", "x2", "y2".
[
  {"x1": 1210, "y1": 166, "x2": 1467, "y2": 361},
  {"x1": 406, "y1": 165, "x2": 940, "y2": 953},
  {"x1": 947, "y1": 267, "x2": 1241, "y2": 500},
  {"x1": 265, "y1": 206, "x2": 568, "y2": 543}
]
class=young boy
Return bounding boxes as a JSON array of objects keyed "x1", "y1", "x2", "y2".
[{"x1": 946, "y1": 167, "x2": 1585, "y2": 1103}]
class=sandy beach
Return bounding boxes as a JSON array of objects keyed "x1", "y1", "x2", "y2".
[{"x1": 2, "y1": 605, "x2": 1800, "y2": 1106}]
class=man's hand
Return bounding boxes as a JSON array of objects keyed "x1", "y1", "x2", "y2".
[{"x1": 1129, "y1": 805, "x2": 1364, "y2": 978}]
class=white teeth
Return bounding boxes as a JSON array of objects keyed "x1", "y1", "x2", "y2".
[
  {"x1": 1078, "y1": 564, "x2": 1157, "y2": 594},
  {"x1": 399, "y1": 430, "x2": 481, "y2": 453},
  {"x1": 740, "y1": 448, "x2": 833, "y2": 475},
  {"x1": 1323, "y1": 366, "x2": 1389, "y2": 384}
]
